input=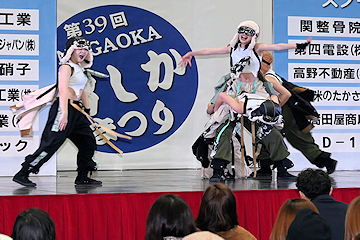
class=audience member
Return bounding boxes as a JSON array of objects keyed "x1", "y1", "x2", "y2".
[
  {"x1": 195, "y1": 183, "x2": 256, "y2": 240},
  {"x1": 296, "y1": 168, "x2": 348, "y2": 240},
  {"x1": 345, "y1": 195, "x2": 360, "y2": 240},
  {"x1": 286, "y1": 208, "x2": 332, "y2": 240},
  {"x1": 270, "y1": 198, "x2": 318, "y2": 240},
  {"x1": 145, "y1": 194, "x2": 197, "y2": 240},
  {"x1": 11, "y1": 208, "x2": 55, "y2": 240}
]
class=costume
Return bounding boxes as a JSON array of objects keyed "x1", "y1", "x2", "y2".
[
  {"x1": 231, "y1": 48, "x2": 261, "y2": 77},
  {"x1": 13, "y1": 36, "x2": 101, "y2": 187},
  {"x1": 191, "y1": 20, "x2": 303, "y2": 181},
  {"x1": 21, "y1": 61, "x2": 96, "y2": 174},
  {"x1": 311, "y1": 195, "x2": 348, "y2": 240},
  {"x1": 195, "y1": 20, "x2": 295, "y2": 181},
  {"x1": 262, "y1": 69, "x2": 337, "y2": 174},
  {"x1": 206, "y1": 61, "x2": 290, "y2": 180},
  {"x1": 10, "y1": 84, "x2": 58, "y2": 137},
  {"x1": 216, "y1": 225, "x2": 257, "y2": 240}
]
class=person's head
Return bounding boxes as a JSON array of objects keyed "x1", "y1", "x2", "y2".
[
  {"x1": 60, "y1": 36, "x2": 93, "y2": 67},
  {"x1": 260, "y1": 51, "x2": 273, "y2": 74},
  {"x1": 345, "y1": 195, "x2": 360, "y2": 240},
  {"x1": 270, "y1": 198, "x2": 318, "y2": 240},
  {"x1": 195, "y1": 183, "x2": 238, "y2": 233},
  {"x1": 296, "y1": 168, "x2": 332, "y2": 199},
  {"x1": 11, "y1": 208, "x2": 55, "y2": 240},
  {"x1": 230, "y1": 20, "x2": 260, "y2": 50},
  {"x1": 144, "y1": 194, "x2": 196, "y2": 240},
  {"x1": 286, "y1": 208, "x2": 332, "y2": 240}
]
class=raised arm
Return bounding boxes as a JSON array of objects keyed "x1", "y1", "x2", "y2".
[
  {"x1": 256, "y1": 37, "x2": 312, "y2": 53},
  {"x1": 179, "y1": 45, "x2": 231, "y2": 68}
]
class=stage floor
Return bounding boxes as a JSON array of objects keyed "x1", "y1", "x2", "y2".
[{"x1": 1, "y1": 169, "x2": 360, "y2": 196}]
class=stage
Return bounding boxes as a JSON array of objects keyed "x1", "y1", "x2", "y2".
[{"x1": 0, "y1": 169, "x2": 360, "y2": 240}]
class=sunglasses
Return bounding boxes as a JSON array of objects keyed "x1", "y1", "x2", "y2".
[{"x1": 238, "y1": 26, "x2": 256, "y2": 37}]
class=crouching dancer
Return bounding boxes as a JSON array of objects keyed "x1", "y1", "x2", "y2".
[{"x1": 13, "y1": 36, "x2": 102, "y2": 187}]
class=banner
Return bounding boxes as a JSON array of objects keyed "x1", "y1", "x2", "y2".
[
  {"x1": 274, "y1": 0, "x2": 360, "y2": 170},
  {"x1": 0, "y1": 1, "x2": 56, "y2": 176},
  {"x1": 57, "y1": 5, "x2": 198, "y2": 154},
  {"x1": 56, "y1": 0, "x2": 274, "y2": 170}
]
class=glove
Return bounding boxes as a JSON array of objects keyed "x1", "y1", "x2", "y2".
[{"x1": 84, "y1": 108, "x2": 90, "y2": 114}]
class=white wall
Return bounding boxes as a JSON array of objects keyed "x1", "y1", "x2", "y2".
[{"x1": 56, "y1": 0, "x2": 274, "y2": 170}]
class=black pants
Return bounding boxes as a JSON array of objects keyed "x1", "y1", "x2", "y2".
[{"x1": 23, "y1": 99, "x2": 97, "y2": 173}]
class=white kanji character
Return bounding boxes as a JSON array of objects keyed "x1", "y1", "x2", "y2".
[
  {"x1": 109, "y1": 12, "x2": 128, "y2": 29},
  {"x1": 141, "y1": 49, "x2": 185, "y2": 92},
  {"x1": 152, "y1": 100, "x2": 174, "y2": 135},
  {"x1": 322, "y1": 0, "x2": 339, "y2": 7},
  {"x1": 118, "y1": 111, "x2": 147, "y2": 137},
  {"x1": 63, "y1": 23, "x2": 83, "y2": 39},
  {"x1": 107, "y1": 65, "x2": 138, "y2": 102},
  {"x1": 341, "y1": 0, "x2": 353, "y2": 7}
]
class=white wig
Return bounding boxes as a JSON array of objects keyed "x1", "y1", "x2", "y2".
[
  {"x1": 59, "y1": 37, "x2": 93, "y2": 68},
  {"x1": 230, "y1": 20, "x2": 260, "y2": 50}
]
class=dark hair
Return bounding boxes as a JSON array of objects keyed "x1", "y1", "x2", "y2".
[
  {"x1": 195, "y1": 183, "x2": 239, "y2": 233},
  {"x1": 234, "y1": 41, "x2": 250, "y2": 50},
  {"x1": 296, "y1": 168, "x2": 331, "y2": 199},
  {"x1": 144, "y1": 194, "x2": 196, "y2": 240},
  {"x1": 11, "y1": 208, "x2": 55, "y2": 240}
]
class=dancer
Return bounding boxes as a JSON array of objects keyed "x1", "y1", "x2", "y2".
[
  {"x1": 181, "y1": 20, "x2": 310, "y2": 181},
  {"x1": 13, "y1": 36, "x2": 102, "y2": 187},
  {"x1": 260, "y1": 51, "x2": 337, "y2": 174}
]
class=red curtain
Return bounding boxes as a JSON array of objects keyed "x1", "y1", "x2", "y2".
[{"x1": 0, "y1": 188, "x2": 358, "y2": 240}]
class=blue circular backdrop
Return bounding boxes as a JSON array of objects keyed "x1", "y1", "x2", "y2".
[{"x1": 57, "y1": 5, "x2": 198, "y2": 153}]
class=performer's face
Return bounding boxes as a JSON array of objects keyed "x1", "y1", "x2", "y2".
[
  {"x1": 71, "y1": 48, "x2": 89, "y2": 64},
  {"x1": 238, "y1": 33, "x2": 252, "y2": 44},
  {"x1": 237, "y1": 26, "x2": 256, "y2": 45}
]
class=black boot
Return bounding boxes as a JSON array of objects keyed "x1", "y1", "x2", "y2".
[
  {"x1": 13, "y1": 165, "x2": 36, "y2": 187},
  {"x1": 250, "y1": 159, "x2": 273, "y2": 179},
  {"x1": 75, "y1": 169, "x2": 102, "y2": 185},
  {"x1": 257, "y1": 159, "x2": 273, "y2": 176},
  {"x1": 209, "y1": 159, "x2": 227, "y2": 182},
  {"x1": 314, "y1": 152, "x2": 337, "y2": 174},
  {"x1": 276, "y1": 159, "x2": 296, "y2": 181}
]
